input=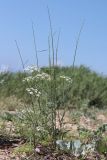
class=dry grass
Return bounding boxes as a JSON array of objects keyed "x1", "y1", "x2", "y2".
[{"x1": 0, "y1": 96, "x2": 24, "y2": 111}]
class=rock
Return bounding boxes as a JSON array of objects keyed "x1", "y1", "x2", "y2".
[
  {"x1": 72, "y1": 140, "x2": 82, "y2": 157},
  {"x1": 56, "y1": 140, "x2": 72, "y2": 150},
  {"x1": 56, "y1": 139, "x2": 96, "y2": 157}
]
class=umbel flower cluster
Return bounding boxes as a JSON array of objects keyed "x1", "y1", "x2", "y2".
[
  {"x1": 24, "y1": 65, "x2": 40, "y2": 73},
  {"x1": 60, "y1": 75, "x2": 72, "y2": 83},
  {"x1": 23, "y1": 73, "x2": 50, "y2": 82},
  {"x1": 23, "y1": 65, "x2": 72, "y2": 97},
  {"x1": 35, "y1": 73, "x2": 51, "y2": 81},
  {"x1": 26, "y1": 87, "x2": 41, "y2": 97},
  {"x1": 23, "y1": 76, "x2": 35, "y2": 82}
]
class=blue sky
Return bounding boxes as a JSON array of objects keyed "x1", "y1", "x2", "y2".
[{"x1": 0, "y1": 0, "x2": 107, "y2": 74}]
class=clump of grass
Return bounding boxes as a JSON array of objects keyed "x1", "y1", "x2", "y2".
[{"x1": 13, "y1": 143, "x2": 33, "y2": 156}]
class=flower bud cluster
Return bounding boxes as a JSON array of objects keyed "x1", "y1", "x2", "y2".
[
  {"x1": 23, "y1": 76, "x2": 34, "y2": 82},
  {"x1": 0, "y1": 79, "x2": 4, "y2": 84},
  {"x1": 26, "y1": 87, "x2": 41, "y2": 97},
  {"x1": 60, "y1": 75, "x2": 72, "y2": 83},
  {"x1": 36, "y1": 126, "x2": 44, "y2": 131},
  {"x1": 24, "y1": 65, "x2": 40, "y2": 73},
  {"x1": 35, "y1": 72, "x2": 51, "y2": 81}
]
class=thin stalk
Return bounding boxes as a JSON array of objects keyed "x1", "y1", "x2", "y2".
[
  {"x1": 48, "y1": 35, "x2": 54, "y2": 139},
  {"x1": 47, "y1": 7, "x2": 55, "y2": 67},
  {"x1": 48, "y1": 7, "x2": 57, "y2": 147},
  {"x1": 32, "y1": 22, "x2": 39, "y2": 68},
  {"x1": 15, "y1": 41, "x2": 37, "y2": 114},
  {"x1": 72, "y1": 21, "x2": 85, "y2": 75},
  {"x1": 15, "y1": 40, "x2": 25, "y2": 70},
  {"x1": 56, "y1": 30, "x2": 60, "y2": 66},
  {"x1": 15, "y1": 40, "x2": 37, "y2": 149},
  {"x1": 48, "y1": 36, "x2": 51, "y2": 68},
  {"x1": 48, "y1": 34, "x2": 55, "y2": 146},
  {"x1": 58, "y1": 80, "x2": 66, "y2": 133},
  {"x1": 65, "y1": 22, "x2": 85, "y2": 94}
]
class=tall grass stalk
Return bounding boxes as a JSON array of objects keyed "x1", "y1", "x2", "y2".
[
  {"x1": 32, "y1": 22, "x2": 39, "y2": 68},
  {"x1": 56, "y1": 31, "x2": 60, "y2": 66},
  {"x1": 48, "y1": 7, "x2": 57, "y2": 147},
  {"x1": 72, "y1": 21, "x2": 85, "y2": 75}
]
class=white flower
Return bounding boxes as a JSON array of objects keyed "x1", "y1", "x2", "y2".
[
  {"x1": 26, "y1": 87, "x2": 41, "y2": 97},
  {"x1": 29, "y1": 91, "x2": 33, "y2": 95},
  {"x1": 24, "y1": 65, "x2": 40, "y2": 73},
  {"x1": 23, "y1": 76, "x2": 34, "y2": 82},
  {"x1": 35, "y1": 72, "x2": 51, "y2": 81},
  {"x1": 60, "y1": 75, "x2": 72, "y2": 83},
  {"x1": 0, "y1": 79, "x2": 4, "y2": 84},
  {"x1": 36, "y1": 126, "x2": 41, "y2": 131},
  {"x1": 36, "y1": 126, "x2": 45, "y2": 132}
]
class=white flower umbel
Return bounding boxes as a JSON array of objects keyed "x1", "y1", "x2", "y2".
[
  {"x1": 23, "y1": 76, "x2": 34, "y2": 82},
  {"x1": 24, "y1": 65, "x2": 40, "y2": 73},
  {"x1": 60, "y1": 75, "x2": 72, "y2": 83},
  {"x1": 36, "y1": 126, "x2": 44, "y2": 131},
  {"x1": 26, "y1": 87, "x2": 41, "y2": 97},
  {"x1": 0, "y1": 79, "x2": 4, "y2": 84},
  {"x1": 35, "y1": 72, "x2": 51, "y2": 81}
]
